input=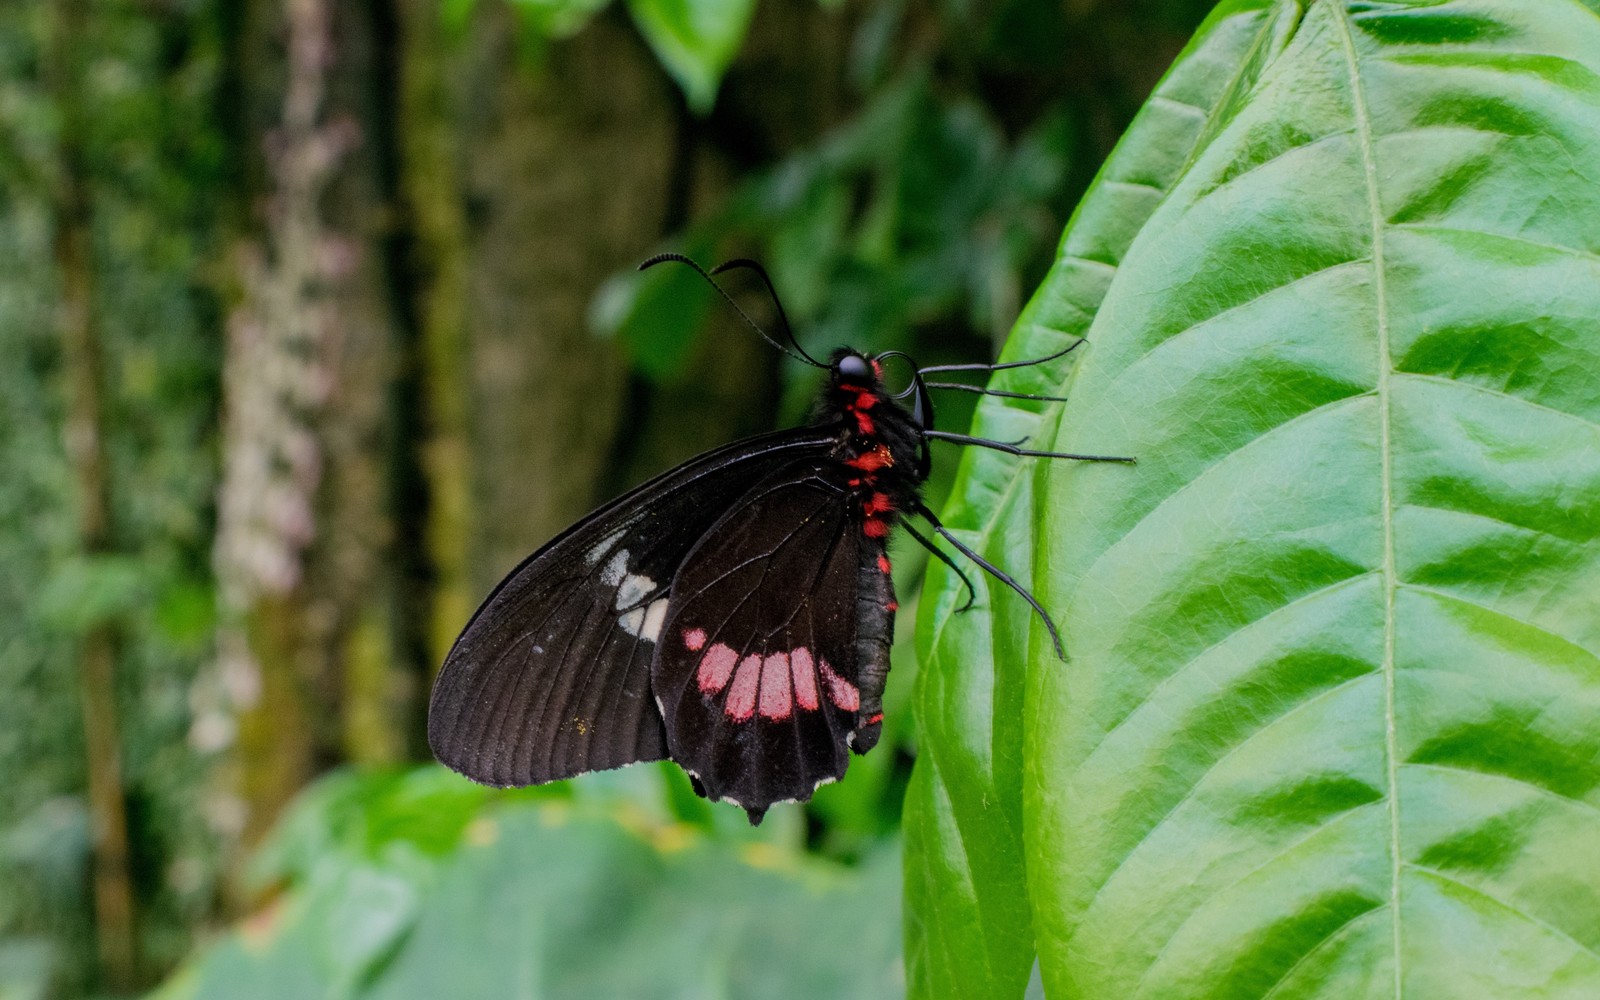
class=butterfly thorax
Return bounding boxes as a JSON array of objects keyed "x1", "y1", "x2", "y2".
[{"x1": 815, "y1": 351, "x2": 929, "y2": 541}]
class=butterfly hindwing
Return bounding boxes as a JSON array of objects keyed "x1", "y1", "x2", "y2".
[
  {"x1": 428, "y1": 430, "x2": 832, "y2": 787},
  {"x1": 651, "y1": 460, "x2": 896, "y2": 814}
]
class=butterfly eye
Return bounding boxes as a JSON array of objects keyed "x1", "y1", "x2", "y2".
[{"x1": 837, "y1": 354, "x2": 870, "y2": 379}]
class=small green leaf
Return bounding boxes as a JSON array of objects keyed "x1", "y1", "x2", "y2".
[
  {"x1": 508, "y1": 0, "x2": 612, "y2": 39},
  {"x1": 624, "y1": 0, "x2": 756, "y2": 113},
  {"x1": 589, "y1": 246, "x2": 715, "y2": 379}
]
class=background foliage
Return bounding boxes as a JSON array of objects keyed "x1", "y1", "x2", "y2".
[{"x1": 0, "y1": 0, "x2": 1215, "y2": 997}]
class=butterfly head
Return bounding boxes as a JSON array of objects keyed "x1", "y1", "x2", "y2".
[{"x1": 833, "y1": 350, "x2": 879, "y2": 385}]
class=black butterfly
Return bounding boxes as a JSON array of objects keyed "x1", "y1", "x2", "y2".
[{"x1": 428, "y1": 255, "x2": 1130, "y2": 823}]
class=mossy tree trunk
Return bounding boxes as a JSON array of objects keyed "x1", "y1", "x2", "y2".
[{"x1": 43, "y1": 0, "x2": 139, "y2": 988}]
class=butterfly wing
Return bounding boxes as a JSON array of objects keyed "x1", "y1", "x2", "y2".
[
  {"x1": 429, "y1": 429, "x2": 833, "y2": 788},
  {"x1": 651, "y1": 460, "x2": 897, "y2": 819}
]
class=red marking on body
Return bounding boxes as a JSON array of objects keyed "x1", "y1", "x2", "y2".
[
  {"x1": 854, "y1": 410, "x2": 876, "y2": 435},
  {"x1": 819, "y1": 662, "x2": 860, "y2": 712},
  {"x1": 759, "y1": 653, "x2": 793, "y2": 720},
  {"x1": 886, "y1": 600, "x2": 898, "y2": 612},
  {"x1": 864, "y1": 493, "x2": 892, "y2": 516},
  {"x1": 791, "y1": 648, "x2": 819, "y2": 710},
  {"x1": 855, "y1": 393, "x2": 877, "y2": 410},
  {"x1": 866, "y1": 713, "x2": 883, "y2": 726},
  {"x1": 846, "y1": 445, "x2": 893, "y2": 472},
  {"x1": 864, "y1": 518, "x2": 889, "y2": 538},
  {"x1": 683, "y1": 628, "x2": 707, "y2": 652},
  {"x1": 697, "y1": 643, "x2": 738, "y2": 693},
  {"x1": 871, "y1": 358, "x2": 883, "y2": 378},
  {"x1": 726, "y1": 655, "x2": 762, "y2": 720},
  {"x1": 876, "y1": 553, "x2": 891, "y2": 574}
]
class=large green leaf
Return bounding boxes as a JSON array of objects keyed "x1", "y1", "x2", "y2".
[
  {"x1": 903, "y1": 3, "x2": 1304, "y2": 997},
  {"x1": 914, "y1": 0, "x2": 1600, "y2": 997}
]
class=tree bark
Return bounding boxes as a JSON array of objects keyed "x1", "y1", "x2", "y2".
[
  {"x1": 43, "y1": 0, "x2": 139, "y2": 988},
  {"x1": 212, "y1": 0, "x2": 359, "y2": 857},
  {"x1": 456, "y1": 3, "x2": 675, "y2": 593},
  {"x1": 382, "y1": 0, "x2": 476, "y2": 751}
]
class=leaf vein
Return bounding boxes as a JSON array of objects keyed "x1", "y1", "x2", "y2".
[
  {"x1": 1331, "y1": 9, "x2": 1405, "y2": 994},
  {"x1": 1129, "y1": 805, "x2": 1384, "y2": 997},
  {"x1": 1407, "y1": 864, "x2": 1600, "y2": 965},
  {"x1": 1083, "y1": 573, "x2": 1378, "y2": 760},
  {"x1": 1259, "y1": 905, "x2": 1389, "y2": 1000},
  {"x1": 1400, "y1": 371, "x2": 1600, "y2": 433},
  {"x1": 1077, "y1": 669, "x2": 1378, "y2": 919},
  {"x1": 1393, "y1": 222, "x2": 1600, "y2": 268},
  {"x1": 1400, "y1": 501, "x2": 1598, "y2": 551},
  {"x1": 1406, "y1": 761, "x2": 1600, "y2": 824},
  {"x1": 1400, "y1": 582, "x2": 1600, "y2": 663}
]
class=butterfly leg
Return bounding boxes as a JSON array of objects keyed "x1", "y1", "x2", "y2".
[
  {"x1": 911, "y1": 503, "x2": 1067, "y2": 661},
  {"x1": 924, "y1": 430, "x2": 1134, "y2": 463},
  {"x1": 900, "y1": 520, "x2": 977, "y2": 614},
  {"x1": 923, "y1": 382, "x2": 1070, "y2": 402}
]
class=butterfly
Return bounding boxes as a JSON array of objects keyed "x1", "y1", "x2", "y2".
[{"x1": 427, "y1": 255, "x2": 1131, "y2": 824}]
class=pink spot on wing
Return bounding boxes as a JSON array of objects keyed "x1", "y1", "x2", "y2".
[
  {"x1": 759, "y1": 653, "x2": 793, "y2": 720},
  {"x1": 697, "y1": 643, "x2": 738, "y2": 694},
  {"x1": 819, "y1": 661, "x2": 859, "y2": 712},
  {"x1": 683, "y1": 628, "x2": 707, "y2": 651},
  {"x1": 791, "y1": 648, "x2": 819, "y2": 710},
  {"x1": 725, "y1": 655, "x2": 762, "y2": 720}
]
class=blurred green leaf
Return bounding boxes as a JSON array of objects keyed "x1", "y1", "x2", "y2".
[
  {"x1": 152, "y1": 771, "x2": 902, "y2": 1000},
  {"x1": 625, "y1": 0, "x2": 756, "y2": 113},
  {"x1": 248, "y1": 768, "x2": 502, "y2": 889},
  {"x1": 152, "y1": 579, "x2": 215, "y2": 650},
  {"x1": 590, "y1": 246, "x2": 716, "y2": 379},
  {"x1": 0, "y1": 938, "x2": 53, "y2": 1000},
  {"x1": 509, "y1": 0, "x2": 613, "y2": 38},
  {"x1": 37, "y1": 554, "x2": 150, "y2": 634},
  {"x1": 915, "y1": 0, "x2": 1600, "y2": 997}
]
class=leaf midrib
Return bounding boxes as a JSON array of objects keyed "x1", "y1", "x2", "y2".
[{"x1": 1332, "y1": 8, "x2": 1404, "y2": 996}]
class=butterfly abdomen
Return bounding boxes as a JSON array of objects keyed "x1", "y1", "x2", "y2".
[{"x1": 851, "y1": 535, "x2": 894, "y2": 754}]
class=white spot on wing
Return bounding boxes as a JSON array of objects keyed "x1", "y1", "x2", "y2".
[
  {"x1": 585, "y1": 527, "x2": 627, "y2": 567},
  {"x1": 640, "y1": 598, "x2": 668, "y2": 642},
  {"x1": 619, "y1": 597, "x2": 669, "y2": 641},
  {"x1": 618, "y1": 607, "x2": 645, "y2": 636},
  {"x1": 601, "y1": 549, "x2": 628, "y2": 587},
  {"x1": 615, "y1": 571, "x2": 657, "y2": 611}
]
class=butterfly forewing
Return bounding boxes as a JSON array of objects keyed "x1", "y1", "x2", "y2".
[
  {"x1": 429, "y1": 430, "x2": 832, "y2": 787},
  {"x1": 652, "y1": 461, "x2": 884, "y2": 813}
]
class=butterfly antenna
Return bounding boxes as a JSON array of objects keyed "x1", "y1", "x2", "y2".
[
  {"x1": 638, "y1": 253, "x2": 824, "y2": 368},
  {"x1": 900, "y1": 520, "x2": 977, "y2": 613},
  {"x1": 710, "y1": 258, "x2": 826, "y2": 368},
  {"x1": 912, "y1": 503, "x2": 1066, "y2": 660},
  {"x1": 917, "y1": 338, "x2": 1085, "y2": 375}
]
